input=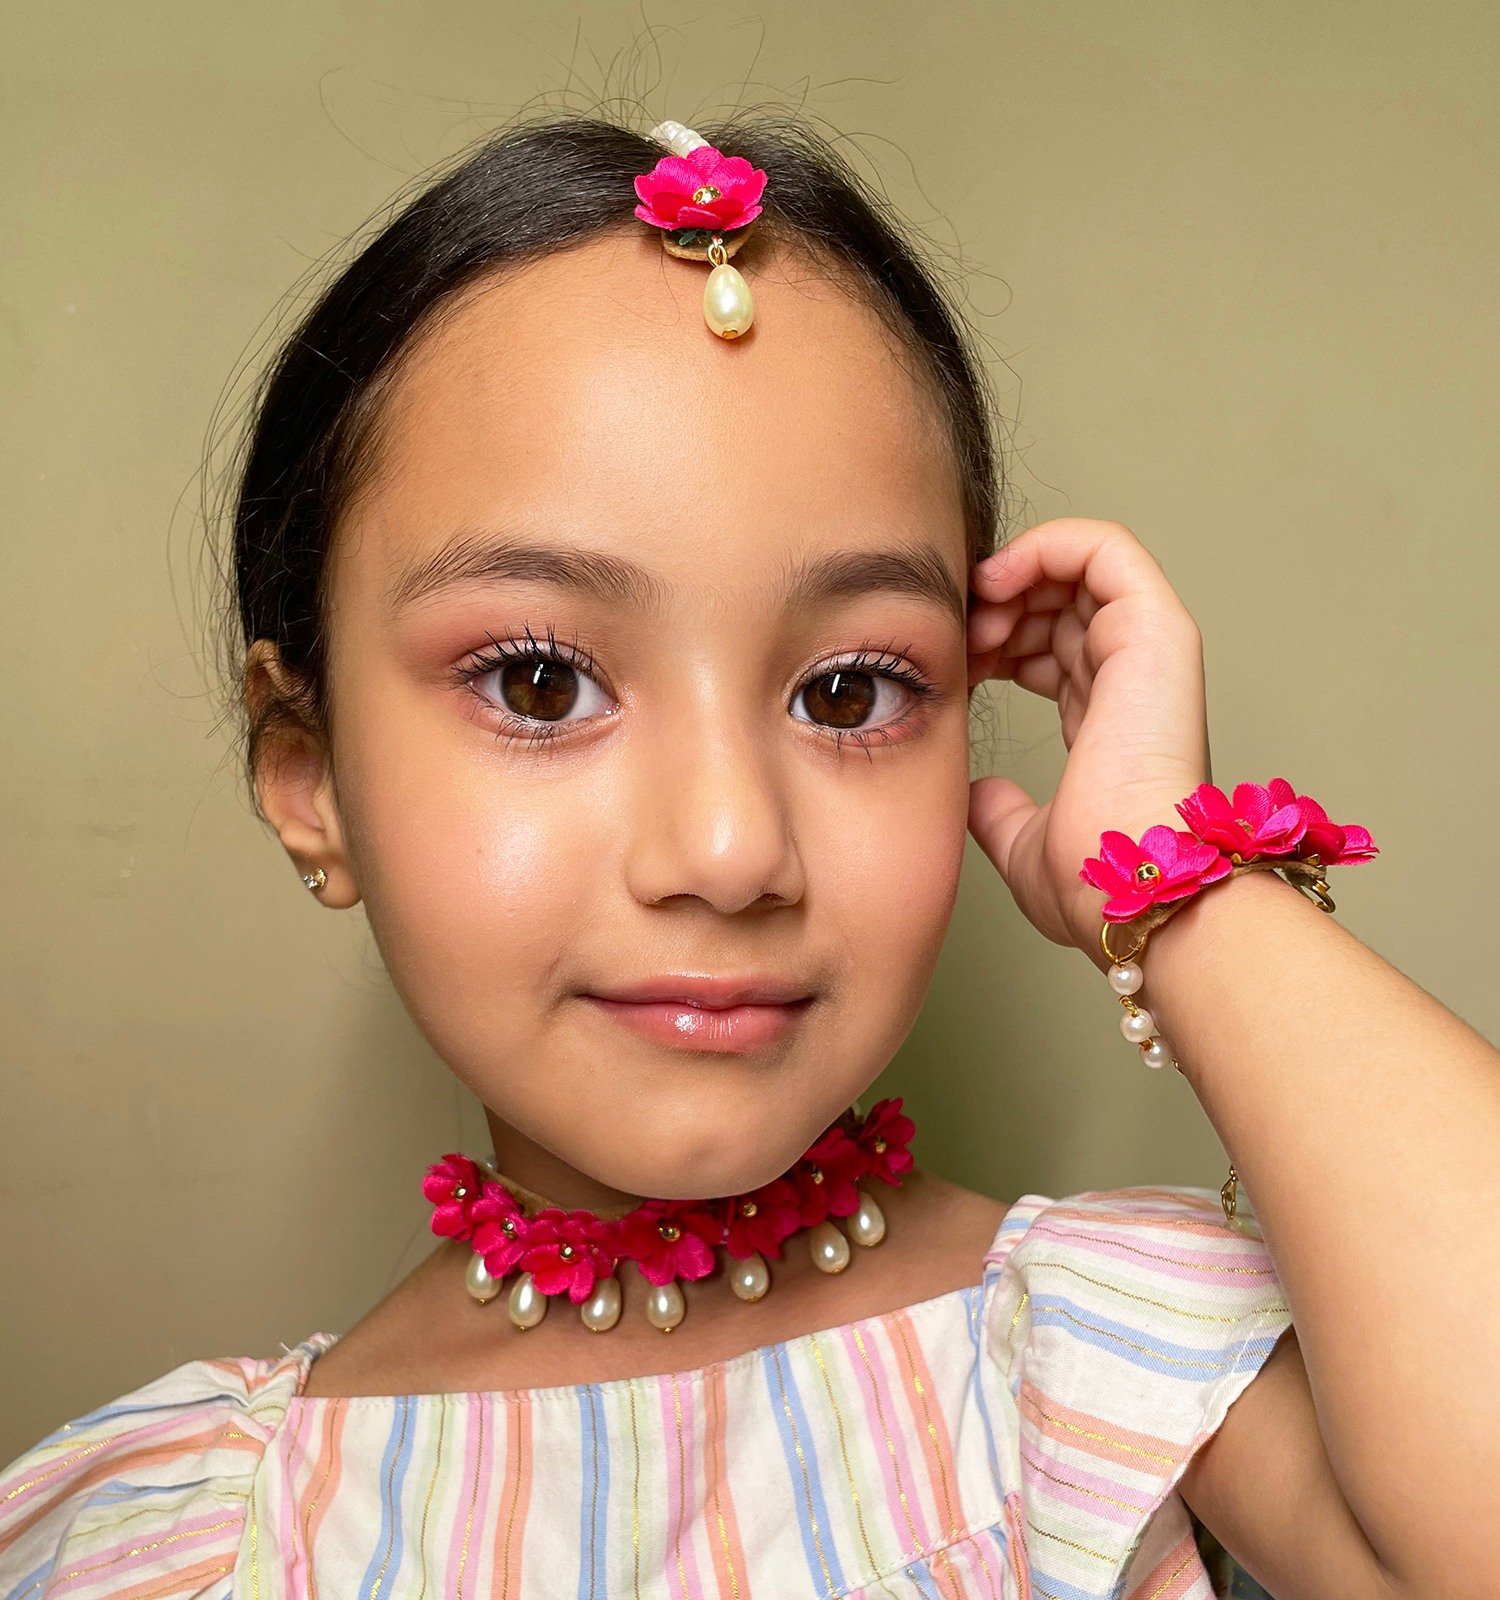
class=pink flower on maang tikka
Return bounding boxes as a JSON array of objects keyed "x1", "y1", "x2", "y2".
[
  {"x1": 633, "y1": 143, "x2": 767, "y2": 234},
  {"x1": 1079, "y1": 825, "x2": 1233, "y2": 923}
]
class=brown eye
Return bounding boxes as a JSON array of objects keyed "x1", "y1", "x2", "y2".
[
  {"x1": 466, "y1": 647, "x2": 613, "y2": 729},
  {"x1": 799, "y1": 669, "x2": 879, "y2": 729},
  {"x1": 499, "y1": 658, "x2": 579, "y2": 721}
]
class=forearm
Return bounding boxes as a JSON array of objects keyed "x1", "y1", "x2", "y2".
[{"x1": 1101, "y1": 868, "x2": 1500, "y2": 1590}]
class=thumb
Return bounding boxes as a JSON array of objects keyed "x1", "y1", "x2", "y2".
[{"x1": 968, "y1": 775, "x2": 1041, "y2": 887}]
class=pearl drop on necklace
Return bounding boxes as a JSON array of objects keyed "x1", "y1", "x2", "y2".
[{"x1": 444, "y1": 1097, "x2": 915, "y2": 1333}]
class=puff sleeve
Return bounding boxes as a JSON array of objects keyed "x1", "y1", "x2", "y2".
[
  {"x1": 0, "y1": 1333, "x2": 335, "y2": 1599},
  {"x1": 983, "y1": 1185, "x2": 1293, "y2": 1600}
]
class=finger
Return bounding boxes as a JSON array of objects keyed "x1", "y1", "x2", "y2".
[
  {"x1": 989, "y1": 610, "x2": 1057, "y2": 660},
  {"x1": 965, "y1": 594, "x2": 1025, "y2": 653},
  {"x1": 967, "y1": 774, "x2": 1040, "y2": 886},
  {"x1": 1005, "y1": 654, "x2": 1065, "y2": 700},
  {"x1": 972, "y1": 565, "x2": 1078, "y2": 614},
  {"x1": 973, "y1": 519, "x2": 1169, "y2": 609},
  {"x1": 1051, "y1": 609, "x2": 1089, "y2": 681},
  {"x1": 1019, "y1": 579, "x2": 1078, "y2": 614}
]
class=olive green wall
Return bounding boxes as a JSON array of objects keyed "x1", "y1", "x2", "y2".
[{"x1": 2, "y1": 2, "x2": 1494, "y2": 1460}]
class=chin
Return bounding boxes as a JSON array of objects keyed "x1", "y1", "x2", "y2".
[{"x1": 574, "y1": 1094, "x2": 851, "y2": 1201}]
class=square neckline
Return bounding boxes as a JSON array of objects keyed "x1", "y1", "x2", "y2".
[{"x1": 285, "y1": 1193, "x2": 1034, "y2": 1409}]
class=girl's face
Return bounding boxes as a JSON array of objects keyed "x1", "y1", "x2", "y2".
[{"x1": 291, "y1": 228, "x2": 973, "y2": 1200}]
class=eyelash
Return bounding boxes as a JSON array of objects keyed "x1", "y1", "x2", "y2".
[{"x1": 449, "y1": 626, "x2": 940, "y2": 756}]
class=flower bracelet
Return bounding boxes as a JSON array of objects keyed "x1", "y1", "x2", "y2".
[{"x1": 1079, "y1": 778, "x2": 1378, "y2": 1226}]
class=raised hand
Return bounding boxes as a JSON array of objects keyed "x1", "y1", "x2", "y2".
[{"x1": 967, "y1": 518, "x2": 1211, "y2": 955}]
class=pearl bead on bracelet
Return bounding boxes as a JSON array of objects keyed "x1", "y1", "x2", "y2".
[{"x1": 1101, "y1": 930, "x2": 1177, "y2": 1071}]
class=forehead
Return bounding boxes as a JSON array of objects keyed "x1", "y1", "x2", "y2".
[{"x1": 335, "y1": 227, "x2": 965, "y2": 607}]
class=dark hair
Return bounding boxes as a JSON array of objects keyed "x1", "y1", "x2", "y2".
[{"x1": 216, "y1": 109, "x2": 1008, "y2": 816}]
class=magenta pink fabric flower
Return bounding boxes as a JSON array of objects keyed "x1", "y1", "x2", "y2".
[
  {"x1": 469, "y1": 1182, "x2": 529, "y2": 1278},
  {"x1": 854, "y1": 1098, "x2": 916, "y2": 1186},
  {"x1": 1274, "y1": 778, "x2": 1378, "y2": 864},
  {"x1": 517, "y1": 1207, "x2": 615, "y2": 1304},
  {"x1": 616, "y1": 1199, "x2": 723, "y2": 1286},
  {"x1": 633, "y1": 144, "x2": 767, "y2": 234},
  {"x1": 1080, "y1": 824, "x2": 1233, "y2": 923},
  {"x1": 1175, "y1": 780, "x2": 1306, "y2": 859},
  {"x1": 795, "y1": 1126, "x2": 865, "y2": 1222},
  {"x1": 422, "y1": 1152, "x2": 487, "y2": 1242},
  {"x1": 722, "y1": 1178, "x2": 803, "y2": 1261}
]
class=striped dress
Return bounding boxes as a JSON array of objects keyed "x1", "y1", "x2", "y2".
[{"x1": 0, "y1": 1185, "x2": 1292, "y2": 1600}]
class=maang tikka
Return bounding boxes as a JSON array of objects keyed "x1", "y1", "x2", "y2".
[{"x1": 634, "y1": 119, "x2": 766, "y2": 339}]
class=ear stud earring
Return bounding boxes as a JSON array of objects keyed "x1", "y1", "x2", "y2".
[{"x1": 301, "y1": 867, "x2": 327, "y2": 893}]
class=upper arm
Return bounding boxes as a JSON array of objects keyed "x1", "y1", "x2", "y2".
[{"x1": 1177, "y1": 1325, "x2": 1400, "y2": 1600}]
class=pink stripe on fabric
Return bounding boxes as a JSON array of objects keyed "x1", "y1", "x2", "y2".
[
  {"x1": 884, "y1": 1307, "x2": 969, "y2": 1600},
  {"x1": 1026, "y1": 1221, "x2": 1277, "y2": 1287},
  {"x1": 658, "y1": 1372, "x2": 709, "y2": 1600},
  {"x1": 277, "y1": 1402, "x2": 316, "y2": 1589},
  {"x1": 1018, "y1": 1441, "x2": 1153, "y2": 1526},
  {"x1": 441, "y1": 1393, "x2": 487, "y2": 1599},
  {"x1": 300, "y1": 1398, "x2": 345, "y2": 1596},
  {"x1": 3, "y1": 1408, "x2": 205, "y2": 1522},
  {"x1": 46, "y1": 1507, "x2": 240, "y2": 1596},
  {"x1": 837, "y1": 1320, "x2": 938, "y2": 1564}
]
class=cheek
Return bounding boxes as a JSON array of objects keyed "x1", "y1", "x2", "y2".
[
  {"x1": 335, "y1": 697, "x2": 593, "y2": 1042},
  {"x1": 815, "y1": 724, "x2": 972, "y2": 1006}
]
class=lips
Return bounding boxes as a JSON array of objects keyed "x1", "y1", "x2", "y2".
[
  {"x1": 580, "y1": 974, "x2": 817, "y2": 1054},
  {"x1": 586, "y1": 974, "x2": 815, "y2": 1008}
]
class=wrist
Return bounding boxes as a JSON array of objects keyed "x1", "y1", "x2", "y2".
[
  {"x1": 1070, "y1": 774, "x2": 1376, "y2": 1078},
  {"x1": 1145, "y1": 862, "x2": 1306, "y2": 979}
]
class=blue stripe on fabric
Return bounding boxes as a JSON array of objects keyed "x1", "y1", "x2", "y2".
[
  {"x1": 576, "y1": 1383, "x2": 610, "y2": 1600},
  {"x1": 1027, "y1": 1293, "x2": 1279, "y2": 1380},
  {"x1": 1026, "y1": 1563, "x2": 1114, "y2": 1600},
  {"x1": 29, "y1": 1384, "x2": 257, "y2": 1445},
  {"x1": 982, "y1": 1521, "x2": 1012, "y2": 1577},
  {"x1": 761, "y1": 1343, "x2": 848, "y2": 1596},
  {"x1": 962, "y1": 1282, "x2": 1004, "y2": 1490},
  {"x1": 905, "y1": 1555, "x2": 946, "y2": 1598},
  {"x1": 4, "y1": 1558, "x2": 57, "y2": 1600},
  {"x1": 358, "y1": 1393, "x2": 416, "y2": 1600}
]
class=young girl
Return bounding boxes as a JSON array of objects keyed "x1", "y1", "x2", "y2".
[{"x1": 1, "y1": 110, "x2": 1494, "y2": 1600}]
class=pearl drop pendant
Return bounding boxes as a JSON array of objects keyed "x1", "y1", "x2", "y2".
[
  {"x1": 729, "y1": 1251, "x2": 771, "y2": 1301},
  {"x1": 465, "y1": 1253, "x2": 502, "y2": 1304},
  {"x1": 809, "y1": 1219, "x2": 851, "y2": 1274},
  {"x1": 507, "y1": 1271, "x2": 548, "y2": 1330},
  {"x1": 703, "y1": 262, "x2": 754, "y2": 338},
  {"x1": 579, "y1": 1274, "x2": 622, "y2": 1332},
  {"x1": 846, "y1": 1188, "x2": 886, "y2": 1248},
  {"x1": 645, "y1": 1280, "x2": 686, "y2": 1332}
]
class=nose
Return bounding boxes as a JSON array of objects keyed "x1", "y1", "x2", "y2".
[{"x1": 623, "y1": 700, "x2": 806, "y2": 915}]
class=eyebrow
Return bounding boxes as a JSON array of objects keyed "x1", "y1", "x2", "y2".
[{"x1": 385, "y1": 532, "x2": 967, "y2": 628}]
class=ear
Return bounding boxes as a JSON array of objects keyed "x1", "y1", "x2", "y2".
[{"x1": 244, "y1": 639, "x2": 361, "y2": 909}]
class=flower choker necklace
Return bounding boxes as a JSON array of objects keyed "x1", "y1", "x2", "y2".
[{"x1": 423, "y1": 1098, "x2": 916, "y2": 1334}]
